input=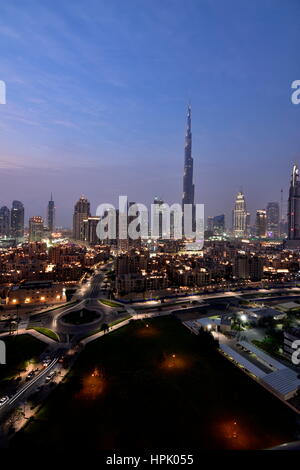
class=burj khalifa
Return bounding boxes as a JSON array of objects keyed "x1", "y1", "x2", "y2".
[
  {"x1": 182, "y1": 104, "x2": 194, "y2": 208},
  {"x1": 182, "y1": 105, "x2": 195, "y2": 234}
]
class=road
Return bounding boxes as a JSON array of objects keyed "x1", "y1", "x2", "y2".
[{"x1": 0, "y1": 355, "x2": 60, "y2": 418}]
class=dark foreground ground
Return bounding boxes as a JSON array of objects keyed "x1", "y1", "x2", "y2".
[
  {"x1": 11, "y1": 317, "x2": 299, "y2": 450},
  {"x1": 0, "y1": 334, "x2": 46, "y2": 384}
]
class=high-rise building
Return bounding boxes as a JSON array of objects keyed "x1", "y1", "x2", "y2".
[
  {"x1": 207, "y1": 216, "x2": 213, "y2": 232},
  {"x1": 47, "y1": 193, "x2": 55, "y2": 233},
  {"x1": 182, "y1": 105, "x2": 195, "y2": 233},
  {"x1": 288, "y1": 164, "x2": 300, "y2": 241},
  {"x1": 153, "y1": 197, "x2": 165, "y2": 239},
  {"x1": 266, "y1": 202, "x2": 280, "y2": 238},
  {"x1": 29, "y1": 216, "x2": 44, "y2": 242},
  {"x1": 233, "y1": 254, "x2": 263, "y2": 281},
  {"x1": 246, "y1": 212, "x2": 251, "y2": 235},
  {"x1": 232, "y1": 192, "x2": 247, "y2": 237},
  {"x1": 213, "y1": 214, "x2": 225, "y2": 235},
  {"x1": 73, "y1": 196, "x2": 90, "y2": 241},
  {"x1": 256, "y1": 210, "x2": 267, "y2": 238},
  {"x1": 10, "y1": 200, "x2": 24, "y2": 239},
  {"x1": 0, "y1": 206, "x2": 10, "y2": 237},
  {"x1": 82, "y1": 216, "x2": 100, "y2": 245}
]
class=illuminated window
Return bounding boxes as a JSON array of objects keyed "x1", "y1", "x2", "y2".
[
  {"x1": 12, "y1": 299, "x2": 17, "y2": 303},
  {"x1": 40, "y1": 296, "x2": 45, "y2": 301},
  {"x1": 25, "y1": 298, "x2": 31, "y2": 303}
]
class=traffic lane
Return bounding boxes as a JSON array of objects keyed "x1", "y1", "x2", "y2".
[{"x1": 0, "y1": 357, "x2": 60, "y2": 418}]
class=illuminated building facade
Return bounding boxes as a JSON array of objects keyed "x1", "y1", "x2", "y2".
[
  {"x1": 256, "y1": 210, "x2": 267, "y2": 238},
  {"x1": 232, "y1": 192, "x2": 247, "y2": 237},
  {"x1": 29, "y1": 216, "x2": 44, "y2": 242},
  {"x1": 7, "y1": 280, "x2": 66, "y2": 305},
  {"x1": 73, "y1": 195, "x2": 90, "y2": 241}
]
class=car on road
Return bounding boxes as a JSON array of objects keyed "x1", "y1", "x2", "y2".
[
  {"x1": 0, "y1": 396, "x2": 9, "y2": 407},
  {"x1": 45, "y1": 371, "x2": 56, "y2": 383},
  {"x1": 26, "y1": 371, "x2": 36, "y2": 381},
  {"x1": 43, "y1": 358, "x2": 51, "y2": 367}
]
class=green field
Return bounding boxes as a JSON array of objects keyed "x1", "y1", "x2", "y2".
[
  {"x1": 0, "y1": 334, "x2": 46, "y2": 383},
  {"x1": 11, "y1": 317, "x2": 297, "y2": 450},
  {"x1": 31, "y1": 328, "x2": 59, "y2": 342}
]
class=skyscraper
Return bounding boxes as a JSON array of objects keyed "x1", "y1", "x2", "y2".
[
  {"x1": 182, "y1": 105, "x2": 195, "y2": 233},
  {"x1": 82, "y1": 216, "x2": 100, "y2": 245},
  {"x1": 153, "y1": 197, "x2": 165, "y2": 239},
  {"x1": 47, "y1": 193, "x2": 55, "y2": 233},
  {"x1": 73, "y1": 196, "x2": 91, "y2": 241},
  {"x1": 10, "y1": 200, "x2": 24, "y2": 239},
  {"x1": 29, "y1": 216, "x2": 44, "y2": 242},
  {"x1": 256, "y1": 210, "x2": 267, "y2": 238},
  {"x1": 213, "y1": 214, "x2": 225, "y2": 235},
  {"x1": 232, "y1": 192, "x2": 247, "y2": 237},
  {"x1": 266, "y1": 202, "x2": 280, "y2": 238},
  {"x1": 288, "y1": 164, "x2": 300, "y2": 241},
  {"x1": 0, "y1": 206, "x2": 10, "y2": 237}
]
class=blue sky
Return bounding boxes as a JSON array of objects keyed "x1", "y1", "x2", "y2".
[{"x1": 0, "y1": 0, "x2": 299, "y2": 226}]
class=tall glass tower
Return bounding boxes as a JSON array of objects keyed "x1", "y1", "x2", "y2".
[
  {"x1": 182, "y1": 105, "x2": 195, "y2": 209},
  {"x1": 288, "y1": 164, "x2": 300, "y2": 240},
  {"x1": 47, "y1": 193, "x2": 55, "y2": 233}
]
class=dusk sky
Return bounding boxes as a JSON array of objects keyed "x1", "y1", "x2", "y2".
[{"x1": 0, "y1": 0, "x2": 299, "y2": 227}]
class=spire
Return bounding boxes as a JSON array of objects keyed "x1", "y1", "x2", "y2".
[
  {"x1": 292, "y1": 164, "x2": 299, "y2": 187},
  {"x1": 186, "y1": 103, "x2": 191, "y2": 135},
  {"x1": 50, "y1": 192, "x2": 53, "y2": 202}
]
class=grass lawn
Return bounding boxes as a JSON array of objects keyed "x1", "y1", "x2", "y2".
[
  {"x1": 11, "y1": 317, "x2": 298, "y2": 450},
  {"x1": 31, "y1": 328, "x2": 59, "y2": 342},
  {"x1": 0, "y1": 334, "x2": 46, "y2": 383},
  {"x1": 108, "y1": 315, "x2": 131, "y2": 327},
  {"x1": 99, "y1": 299, "x2": 122, "y2": 308}
]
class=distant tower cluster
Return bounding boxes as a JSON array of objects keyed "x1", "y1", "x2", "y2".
[{"x1": 232, "y1": 192, "x2": 247, "y2": 237}]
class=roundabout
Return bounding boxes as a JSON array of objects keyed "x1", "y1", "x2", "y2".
[{"x1": 57, "y1": 307, "x2": 103, "y2": 341}]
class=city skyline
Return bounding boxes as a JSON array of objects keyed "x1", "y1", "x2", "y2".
[
  {"x1": 0, "y1": 0, "x2": 299, "y2": 225},
  {"x1": 1, "y1": 1, "x2": 300, "y2": 454}
]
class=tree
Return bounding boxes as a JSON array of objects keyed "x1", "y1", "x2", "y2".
[
  {"x1": 101, "y1": 323, "x2": 109, "y2": 334},
  {"x1": 197, "y1": 327, "x2": 219, "y2": 352}
]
